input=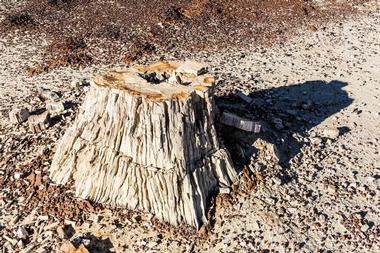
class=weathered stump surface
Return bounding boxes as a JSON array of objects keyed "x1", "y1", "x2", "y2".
[{"x1": 49, "y1": 61, "x2": 238, "y2": 228}]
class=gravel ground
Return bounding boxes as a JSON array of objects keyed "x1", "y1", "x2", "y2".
[{"x1": 0, "y1": 1, "x2": 379, "y2": 252}]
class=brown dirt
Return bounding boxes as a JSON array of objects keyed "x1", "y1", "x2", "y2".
[{"x1": 0, "y1": 0, "x2": 371, "y2": 73}]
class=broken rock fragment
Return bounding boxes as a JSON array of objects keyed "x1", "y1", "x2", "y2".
[
  {"x1": 9, "y1": 108, "x2": 30, "y2": 124},
  {"x1": 14, "y1": 171, "x2": 23, "y2": 180},
  {"x1": 56, "y1": 226, "x2": 66, "y2": 239},
  {"x1": 323, "y1": 127, "x2": 340, "y2": 139},
  {"x1": 38, "y1": 87, "x2": 60, "y2": 102},
  {"x1": 221, "y1": 112, "x2": 261, "y2": 133},
  {"x1": 175, "y1": 61, "x2": 208, "y2": 76},
  {"x1": 28, "y1": 112, "x2": 51, "y2": 133},
  {"x1": 46, "y1": 101, "x2": 65, "y2": 114},
  {"x1": 16, "y1": 226, "x2": 29, "y2": 239}
]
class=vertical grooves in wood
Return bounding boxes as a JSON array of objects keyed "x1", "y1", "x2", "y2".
[{"x1": 50, "y1": 68, "x2": 238, "y2": 228}]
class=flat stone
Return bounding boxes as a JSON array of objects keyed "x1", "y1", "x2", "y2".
[
  {"x1": 310, "y1": 137, "x2": 322, "y2": 146},
  {"x1": 221, "y1": 112, "x2": 261, "y2": 133},
  {"x1": 19, "y1": 212, "x2": 37, "y2": 226},
  {"x1": 272, "y1": 177, "x2": 282, "y2": 185},
  {"x1": 219, "y1": 187, "x2": 231, "y2": 194},
  {"x1": 9, "y1": 108, "x2": 30, "y2": 124},
  {"x1": 3, "y1": 241, "x2": 13, "y2": 251},
  {"x1": 88, "y1": 214, "x2": 101, "y2": 223},
  {"x1": 43, "y1": 221, "x2": 60, "y2": 231},
  {"x1": 44, "y1": 231, "x2": 54, "y2": 238},
  {"x1": 28, "y1": 112, "x2": 51, "y2": 133},
  {"x1": 176, "y1": 61, "x2": 208, "y2": 76},
  {"x1": 17, "y1": 226, "x2": 29, "y2": 239},
  {"x1": 4, "y1": 234, "x2": 18, "y2": 246},
  {"x1": 35, "y1": 247, "x2": 47, "y2": 253},
  {"x1": 360, "y1": 224, "x2": 370, "y2": 232},
  {"x1": 56, "y1": 226, "x2": 66, "y2": 239},
  {"x1": 38, "y1": 87, "x2": 60, "y2": 102},
  {"x1": 323, "y1": 127, "x2": 340, "y2": 139},
  {"x1": 82, "y1": 239, "x2": 91, "y2": 246},
  {"x1": 46, "y1": 101, "x2": 65, "y2": 114},
  {"x1": 17, "y1": 240, "x2": 25, "y2": 249},
  {"x1": 14, "y1": 172, "x2": 23, "y2": 180}
]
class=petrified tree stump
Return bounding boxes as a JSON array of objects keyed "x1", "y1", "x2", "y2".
[{"x1": 49, "y1": 61, "x2": 238, "y2": 228}]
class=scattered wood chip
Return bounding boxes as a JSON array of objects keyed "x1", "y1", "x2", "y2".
[
  {"x1": 17, "y1": 226, "x2": 29, "y2": 239},
  {"x1": 221, "y1": 112, "x2": 261, "y2": 133},
  {"x1": 9, "y1": 108, "x2": 30, "y2": 124},
  {"x1": 28, "y1": 112, "x2": 51, "y2": 133}
]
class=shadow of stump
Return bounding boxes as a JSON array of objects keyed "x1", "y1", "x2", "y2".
[{"x1": 216, "y1": 80, "x2": 353, "y2": 177}]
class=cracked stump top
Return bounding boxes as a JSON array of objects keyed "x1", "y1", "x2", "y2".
[{"x1": 94, "y1": 61, "x2": 215, "y2": 101}]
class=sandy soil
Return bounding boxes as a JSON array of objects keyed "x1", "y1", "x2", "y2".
[{"x1": 0, "y1": 0, "x2": 379, "y2": 252}]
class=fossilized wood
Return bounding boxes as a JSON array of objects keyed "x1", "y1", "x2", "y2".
[
  {"x1": 221, "y1": 112, "x2": 262, "y2": 133},
  {"x1": 49, "y1": 61, "x2": 238, "y2": 228},
  {"x1": 9, "y1": 108, "x2": 30, "y2": 124},
  {"x1": 28, "y1": 111, "x2": 51, "y2": 133}
]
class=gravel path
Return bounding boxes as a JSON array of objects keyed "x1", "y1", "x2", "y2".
[{"x1": 0, "y1": 2, "x2": 379, "y2": 253}]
